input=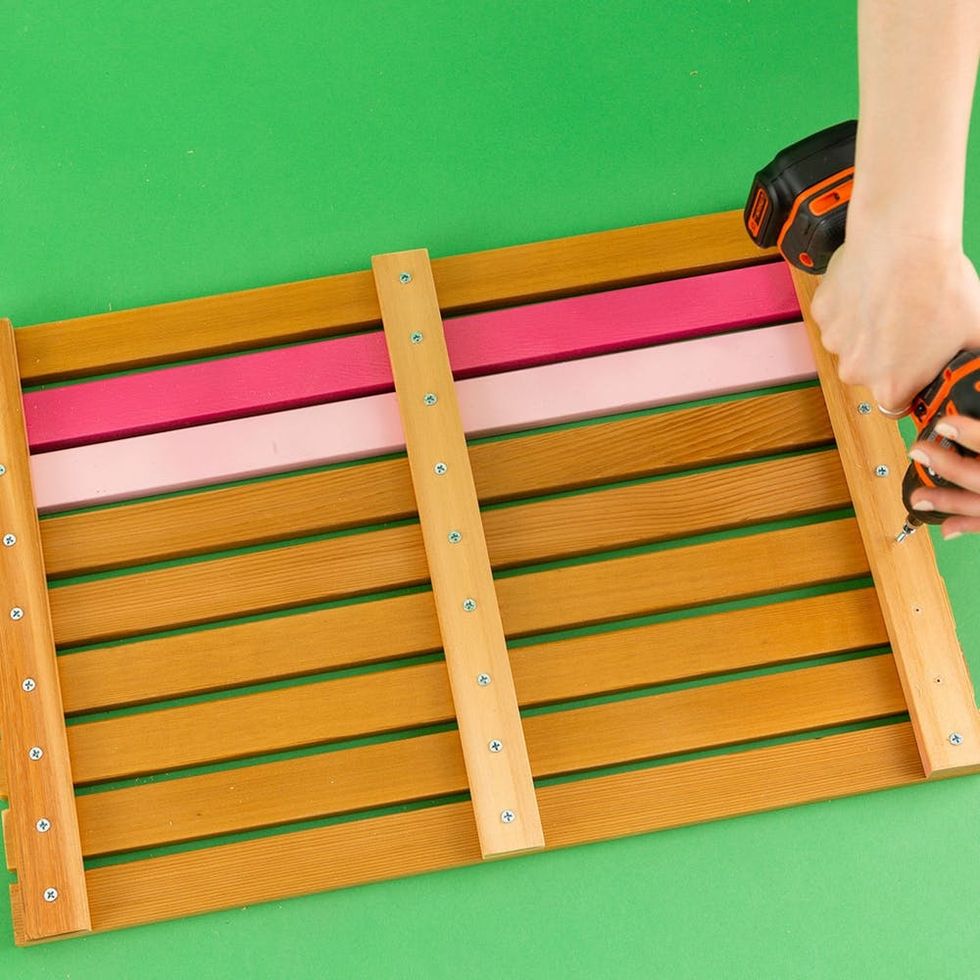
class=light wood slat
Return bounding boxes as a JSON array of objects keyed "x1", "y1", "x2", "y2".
[
  {"x1": 791, "y1": 270, "x2": 980, "y2": 778},
  {"x1": 56, "y1": 518, "x2": 869, "y2": 718},
  {"x1": 30, "y1": 322, "x2": 816, "y2": 515},
  {"x1": 373, "y1": 248, "x2": 542, "y2": 858},
  {"x1": 75, "y1": 654, "x2": 903, "y2": 856},
  {"x1": 0, "y1": 321, "x2": 90, "y2": 942},
  {"x1": 15, "y1": 210, "x2": 771, "y2": 385},
  {"x1": 40, "y1": 386, "x2": 834, "y2": 578},
  {"x1": 13, "y1": 724, "x2": 921, "y2": 940},
  {"x1": 47, "y1": 451, "x2": 850, "y2": 649},
  {"x1": 25, "y1": 263, "x2": 798, "y2": 452},
  {"x1": 63, "y1": 520, "x2": 871, "y2": 784}
]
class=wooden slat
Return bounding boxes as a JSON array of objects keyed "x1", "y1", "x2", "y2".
[
  {"x1": 792, "y1": 270, "x2": 980, "y2": 777},
  {"x1": 373, "y1": 248, "x2": 542, "y2": 858},
  {"x1": 30, "y1": 321, "x2": 816, "y2": 515},
  {"x1": 48, "y1": 448, "x2": 849, "y2": 648},
  {"x1": 24, "y1": 262, "x2": 798, "y2": 451},
  {"x1": 40, "y1": 386, "x2": 834, "y2": 578},
  {"x1": 16, "y1": 723, "x2": 921, "y2": 940},
  {"x1": 0, "y1": 321, "x2": 90, "y2": 941},
  {"x1": 75, "y1": 654, "x2": 904, "y2": 856},
  {"x1": 15, "y1": 210, "x2": 772, "y2": 384},
  {"x1": 63, "y1": 519, "x2": 871, "y2": 783}
]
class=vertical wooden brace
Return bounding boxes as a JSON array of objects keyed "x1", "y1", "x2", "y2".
[
  {"x1": 372, "y1": 251, "x2": 545, "y2": 858},
  {"x1": 0, "y1": 320, "x2": 90, "y2": 942},
  {"x1": 792, "y1": 271, "x2": 980, "y2": 778}
]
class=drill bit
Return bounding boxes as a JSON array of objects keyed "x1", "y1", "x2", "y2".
[{"x1": 895, "y1": 516, "x2": 921, "y2": 544}]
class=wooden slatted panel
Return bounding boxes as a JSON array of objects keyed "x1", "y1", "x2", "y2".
[
  {"x1": 15, "y1": 210, "x2": 771, "y2": 384},
  {"x1": 10, "y1": 724, "x2": 923, "y2": 940},
  {"x1": 47, "y1": 451, "x2": 850, "y2": 648},
  {"x1": 0, "y1": 322, "x2": 90, "y2": 941},
  {"x1": 74, "y1": 650, "x2": 900, "y2": 855},
  {"x1": 792, "y1": 270, "x2": 980, "y2": 777},
  {"x1": 40, "y1": 386, "x2": 834, "y2": 578},
  {"x1": 62, "y1": 519, "x2": 871, "y2": 785}
]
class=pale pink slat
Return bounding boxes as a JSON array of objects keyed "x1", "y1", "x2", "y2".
[
  {"x1": 30, "y1": 322, "x2": 815, "y2": 514},
  {"x1": 23, "y1": 263, "x2": 797, "y2": 451}
]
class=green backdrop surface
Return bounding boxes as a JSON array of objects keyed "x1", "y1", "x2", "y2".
[{"x1": 1, "y1": 2, "x2": 978, "y2": 977}]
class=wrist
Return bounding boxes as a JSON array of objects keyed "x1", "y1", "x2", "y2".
[{"x1": 846, "y1": 188, "x2": 964, "y2": 250}]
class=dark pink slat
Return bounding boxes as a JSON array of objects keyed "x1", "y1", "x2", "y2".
[{"x1": 24, "y1": 262, "x2": 796, "y2": 452}]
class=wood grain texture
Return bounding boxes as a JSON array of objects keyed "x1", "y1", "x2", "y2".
[
  {"x1": 47, "y1": 448, "x2": 850, "y2": 649},
  {"x1": 17, "y1": 723, "x2": 921, "y2": 939},
  {"x1": 792, "y1": 269, "x2": 980, "y2": 777},
  {"x1": 24, "y1": 262, "x2": 798, "y2": 451},
  {"x1": 75, "y1": 654, "x2": 903, "y2": 856},
  {"x1": 40, "y1": 386, "x2": 834, "y2": 578},
  {"x1": 0, "y1": 322, "x2": 90, "y2": 941},
  {"x1": 29, "y1": 320, "x2": 816, "y2": 514},
  {"x1": 373, "y1": 248, "x2": 542, "y2": 858},
  {"x1": 14, "y1": 210, "x2": 773, "y2": 384},
  {"x1": 62, "y1": 519, "x2": 871, "y2": 783}
]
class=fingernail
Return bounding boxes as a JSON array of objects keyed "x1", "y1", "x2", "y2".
[
  {"x1": 909, "y1": 448, "x2": 931, "y2": 466},
  {"x1": 934, "y1": 422, "x2": 958, "y2": 439},
  {"x1": 943, "y1": 531, "x2": 963, "y2": 541},
  {"x1": 913, "y1": 500, "x2": 936, "y2": 511}
]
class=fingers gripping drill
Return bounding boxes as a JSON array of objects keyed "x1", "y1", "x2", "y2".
[{"x1": 745, "y1": 120, "x2": 980, "y2": 543}]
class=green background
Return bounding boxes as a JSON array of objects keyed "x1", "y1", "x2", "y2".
[{"x1": 1, "y1": 1, "x2": 979, "y2": 976}]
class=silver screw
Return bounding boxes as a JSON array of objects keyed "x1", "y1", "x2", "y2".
[
  {"x1": 858, "y1": 402, "x2": 872, "y2": 415},
  {"x1": 423, "y1": 393, "x2": 438, "y2": 406},
  {"x1": 36, "y1": 818, "x2": 51, "y2": 834},
  {"x1": 875, "y1": 465, "x2": 890, "y2": 478},
  {"x1": 949, "y1": 732, "x2": 964, "y2": 746},
  {"x1": 2, "y1": 533, "x2": 15, "y2": 547},
  {"x1": 43, "y1": 888, "x2": 58, "y2": 903},
  {"x1": 477, "y1": 673, "x2": 492, "y2": 687},
  {"x1": 21, "y1": 678, "x2": 36, "y2": 692},
  {"x1": 0, "y1": 464, "x2": 6, "y2": 476},
  {"x1": 28, "y1": 746, "x2": 43, "y2": 761},
  {"x1": 500, "y1": 810, "x2": 516, "y2": 824},
  {"x1": 10, "y1": 607, "x2": 24, "y2": 620},
  {"x1": 448, "y1": 530, "x2": 462, "y2": 544},
  {"x1": 410, "y1": 331, "x2": 423, "y2": 344},
  {"x1": 489, "y1": 739, "x2": 503, "y2": 753},
  {"x1": 399, "y1": 272, "x2": 412, "y2": 284},
  {"x1": 434, "y1": 462, "x2": 448, "y2": 476},
  {"x1": 462, "y1": 598, "x2": 477, "y2": 612}
]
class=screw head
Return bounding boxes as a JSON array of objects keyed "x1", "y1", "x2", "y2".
[
  {"x1": 423, "y1": 392, "x2": 438, "y2": 406},
  {"x1": 489, "y1": 739, "x2": 503, "y2": 753},
  {"x1": 0, "y1": 464, "x2": 6, "y2": 476},
  {"x1": 2, "y1": 533, "x2": 15, "y2": 547},
  {"x1": 858, "y1": 402, "x2": 873, "y2": 415},
  {"x1": 43, "y1": 888, "x2": 58, "y2": 903},
  {"x1": 462, "y1": 598, "x2": 477, "y2": 612},
  {"x1": 448, "y1": 530, "x2": 462, "y2": 544},
  {"x1": 399, "y1": 272, "x2": 412, "y2": 284},
  {"x1": 36, "y1": 818, "x2": 51, "y2": 834},
  {"x1": 410, "y1": 331, "x2": 423, "y2": 344},
  {"x1": 949, "y1": 732, "x2": 964, "y2": 746},
  {"x1": 500, "y1": 809, "x2": 516, "y2": 824},
  {"x1": 10, "y1": 607, "x2": 23, "y2": 620},
  {"x1": 434, "y1": 462, "x2": 448, "y2": 476},
  {"x1": 28, "y1": 746, "x2": 43, "y2": 761},
  {"x1": 477, "y1": 673, "x2": 492, "y2": 687},
  {"x1": 21, "y1": 678, "x2": 36, "y2": 693},
  {"x1": 875, "y1": 465, "x2": 890, "y2": 478}
]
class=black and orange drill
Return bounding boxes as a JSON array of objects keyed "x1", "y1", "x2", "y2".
[{"x1": 745, "y1": 120, "x2": 980, "y2": 542}]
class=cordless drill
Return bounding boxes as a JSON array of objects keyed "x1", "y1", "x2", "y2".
[{"x1": 745, "y1": 120, "x2": 980, "y2": 542}]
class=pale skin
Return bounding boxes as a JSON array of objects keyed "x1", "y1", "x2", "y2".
[{"x1": 810, "y1": 0, "x2": 980, "y2": 538}]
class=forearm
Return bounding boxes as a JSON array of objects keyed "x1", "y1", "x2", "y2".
[{"x1": 850, "y1": 0, "x2": 980, "y2": 244}]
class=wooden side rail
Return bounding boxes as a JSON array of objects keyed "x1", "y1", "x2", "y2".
[{"x1": 0, "y1": 321, "x2": 89, "y2": 942}]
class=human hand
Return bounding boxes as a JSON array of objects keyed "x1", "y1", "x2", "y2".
[
  {"x1": 908, "y1": 415, "x2": 980, "y2": 539},
  {"x1": 810, "y1": 228, "x2": 980, "y2": 414}
]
